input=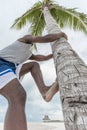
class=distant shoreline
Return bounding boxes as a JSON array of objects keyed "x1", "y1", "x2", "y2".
[
  {"x1": 0, "y1": 122, "x2": 65, "y2": 130},
  {"x1": 43, "y1": 120, "x2": 64, "y2": 123}
]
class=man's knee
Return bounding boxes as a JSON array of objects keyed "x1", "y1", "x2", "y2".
[
  {"x1": 32, "y1": 62, "x2": 40, "y2": 69},
  {"x1": 16, "y1": 86, "x2": 26, "y2": 106},
  {"x1": 31, "y1": 62, "x2": 40, "y2": 74},
  {"x1": 1, "y1": 79, "x2": 26, "y2": 106}
]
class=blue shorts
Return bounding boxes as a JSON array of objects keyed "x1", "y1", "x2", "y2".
[
  {"x1": 0, "y1": 58, "x2": 16, "y2": 74},
  {"x1": 0, "y1": 58, "x2": 17, "y2": 89}
]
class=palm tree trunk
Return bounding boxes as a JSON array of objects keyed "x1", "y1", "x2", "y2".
[{"x1": 43, "y1": 7, "x2": 87, "y2": 130}]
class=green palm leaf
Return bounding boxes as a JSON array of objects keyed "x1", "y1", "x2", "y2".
[
  {"x1": 30, "y1": 9, "x2": 45, "y2": 36},
  {"x1": 51, "y1": 5, "x2": 87, "y2": 33},
  {"x1": 11, "y1": 1, "x2": 43, "y2": 31}
]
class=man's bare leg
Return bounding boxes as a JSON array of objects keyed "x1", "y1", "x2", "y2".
[
  {"x1": 19, "y1": 62, "x2": 59, "y2": 101},
  {"x1": 0, "y1": 79, "x2": 27, "y2": 130}
]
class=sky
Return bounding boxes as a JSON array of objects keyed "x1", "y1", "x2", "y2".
[{"x1": 0, "y1": 0, "x2": 87, "y2": 122}]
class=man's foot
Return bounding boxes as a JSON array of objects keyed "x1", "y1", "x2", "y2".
[{"x1": 42, "y1": 81, "x2": 59, "y2": 102}]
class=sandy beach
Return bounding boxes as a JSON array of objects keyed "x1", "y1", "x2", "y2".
[{"x1": 0, "y1": 122, "x2": 65, "y2": 130}]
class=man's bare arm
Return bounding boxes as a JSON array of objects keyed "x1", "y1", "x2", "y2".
[
  {"x1": 30, "y1": 32, "x2": 67, "y2": 43},
  {"x1": 29, "y1": 54, "x2": 53, "y2": 61},
  {"x1": 18, "y1": 32, "x2": 67, "y2": 44}
]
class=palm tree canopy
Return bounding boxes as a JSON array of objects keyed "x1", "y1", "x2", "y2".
[{"x1": 11, "y1": 0, "x2": 87, "y2": 35}]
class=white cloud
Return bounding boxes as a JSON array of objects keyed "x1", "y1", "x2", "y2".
[{"x1": 56, "y1": 0, "x2": 87, "y2": 13}]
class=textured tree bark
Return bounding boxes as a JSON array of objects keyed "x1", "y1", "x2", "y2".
[{"x1": 43, "y1": 7, "x2": 87, "y2": 130}]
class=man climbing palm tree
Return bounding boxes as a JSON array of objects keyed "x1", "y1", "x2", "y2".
[{"x1": 0, "y1": 32, "x2": 67, "y2": 130}]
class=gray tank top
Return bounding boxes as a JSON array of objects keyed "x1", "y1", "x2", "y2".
[{"x1": 0, "y1": 40, "x2": 32, "y2": 64}]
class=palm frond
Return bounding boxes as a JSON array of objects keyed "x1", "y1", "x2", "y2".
[
  {"x1": 50, "y1": 5, "x2": 87, "y2": 34},
  {"x1": 30, "y1": 12, "x2": 45, "y2": 36},
  {"x1": 11, "y1": 0, "x2": 87, "y2": 35},
  {"x1": 11, "y1": 1, "x2": 43, "y2": 30}
]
